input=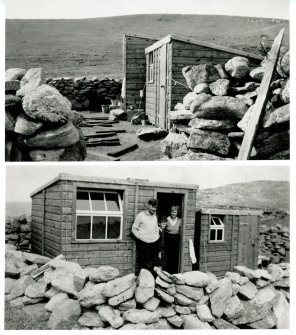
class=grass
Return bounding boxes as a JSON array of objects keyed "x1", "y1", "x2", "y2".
[{"x1": 5, "y1": 14, "x2": 289, "y2": 78}]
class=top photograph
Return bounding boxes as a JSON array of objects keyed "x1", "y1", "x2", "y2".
[{"x1": 4, "y1": 0, "x2": 290, "y2": 161}]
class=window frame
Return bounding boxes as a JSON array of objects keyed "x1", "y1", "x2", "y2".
[
  {"x1": 208, "y1": 215, "x2": 225, "y2": 243},
  {"x1": 75, "y1": 189, "x2": 124, "y2": 242},
  {"x1": 148, "y1": 51, "x2": 154, "y2": 83}
]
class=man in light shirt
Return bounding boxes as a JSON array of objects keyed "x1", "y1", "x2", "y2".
[{"x1": 132, "y1": 198, "x2": 160, "y2": 273}]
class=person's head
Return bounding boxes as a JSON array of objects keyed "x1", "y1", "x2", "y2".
[
  {"x1": 147, "y1": 199, "x2": 158, "y2": 214},
  {"x1": 169, "y1": 205, "x2": 179, "y2": 218}
]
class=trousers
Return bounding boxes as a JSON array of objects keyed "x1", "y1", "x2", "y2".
[
  {"x1": 136, "y1": 239, "x2": 160, "y2": 274},
  {"x1": 164, "y1": 233, "x2": 180, "y2": 274}
]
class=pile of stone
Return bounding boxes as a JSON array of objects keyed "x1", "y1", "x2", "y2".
[
  {"x1": 5, "y1": 215, "x2": 31, "y2": 252},
  {"x1": 161, "y1": 50, "x2": 290, "y2": 160},
  {"x1": 46, "y1": 77, "x2": 122, "y2": 111},
  {"x1": 5, "y1": 68, "x2": 86, "y2": 161},
  {"x1": 259, "y1": 225, "x2": 290, "y2": 263},
  {"x1": 5, "y1": 246, "x2": 289, "y2": 330}
]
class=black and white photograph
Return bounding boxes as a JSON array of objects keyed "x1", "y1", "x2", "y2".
[
  {"x1": 1, "y1": 0, "x2": 294, "y2": 332},
  {"x1": 4, "y1": 0, "x2": 290, "y2": 161},
  {"x1": 4, "y1": 164, "x2": 290, "y2": 330}
]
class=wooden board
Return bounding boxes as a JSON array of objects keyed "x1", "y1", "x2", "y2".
[
  {"x1": 238, "y1": 29, "x2": 285, "y2": 160},
  {"x1": 107, "y1": 143, "x2": 139, "y2": 157},
  {"x1": 158, "y1": 44, "x2": 167, "y2": 129}
]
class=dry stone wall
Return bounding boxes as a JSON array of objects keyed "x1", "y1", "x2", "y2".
[
  {"x1": 5, "y1": 246, "x2": 290, "y2": 330},
  {"x1": 161, "y1": 49, "x2": 290, "y2": 160},
  {"x1": 5, "y1": 68, "x2": 86, "y2": 161},
  {"x1": 5, "y1": 215, "x2": 31, "y2": 252},
  {"x1": 46, "y1": 77, "x2": 122, "y2": 111}
]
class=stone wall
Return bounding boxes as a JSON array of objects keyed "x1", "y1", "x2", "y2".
[
  {"x1": 5, "y1": 215, "x2": 31, "y2": 252},
  {"x1": 46, "y1": 77, "x2": 122, "y2": 111},
  {"x1": 161, "y1": 50, "x2": 290, "y2": 161},
  {"x1": 5, "y1": 247, "x2": 290, "y2": 330}
]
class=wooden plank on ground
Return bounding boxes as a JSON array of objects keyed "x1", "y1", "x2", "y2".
[
  {"x1": 238, "y1": 29, "x2": 285, "y2": 160},
  {"x1": 107, "y1": 143, "x2": 138, "y2": 157},
  {"x1": 80, "y1": 123, "x2": 113, "y2": 128},
  {"x1": 87, "y1": 149, "x2": 121, "y2": 161},
  {"x1": 84, "y1": 132, "x2": 117, "y2": 138},
  {"x1": 95, "y1": 129, "x2": 126, "y2": 134},
  {"x1": 83, "y1": 116, "x2": 109, "y2": 120}
]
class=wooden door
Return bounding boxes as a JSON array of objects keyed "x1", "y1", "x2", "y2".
[
  {"x1": 237, "y1": 216, "x2": 258, "y2": 268},
  {"x1": 158, "y1": 44, "x2": 167, "y2": 129}
]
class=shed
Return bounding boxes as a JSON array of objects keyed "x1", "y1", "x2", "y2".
[
  {"x1": 144, "y1": 34, "x2": 263, "y2": 129},
  {"x1": 30, "y1": 173, "x2": 198, "y2": 275},
  {"x1": 194, "y1": 208, "x2": 261, "y2": 277},
  {"x1": 122, "y1": 33, "x2": 159, "y2": 113}
]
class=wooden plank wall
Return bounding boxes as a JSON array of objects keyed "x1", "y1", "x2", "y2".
[
  {"x1": 124, "y1": 35, "x2": 158, "y2": 111},
  {"x1": 59, "y1": 181, "x2": 137, "y2": 275},
  {"x1": 170, "y1": 40, "x2": 262, "y2": 110},
  {"x1": 146, "y1": 48, "x2": 159, "y2": 125},
  {"x1": 198, "y1": 214, "x2": 240, "y2": 277},
  {"x1": 31, "y1": 181, "x2": 63, "y2": 257}
]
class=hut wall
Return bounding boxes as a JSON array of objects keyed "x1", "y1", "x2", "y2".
[
  {"x1": 31, "y1": 181, "x2": 63, "y2": 258},
  {"x1": 170, "y1": 39, "x2": 262, "y2": 110},
  {"x1": 124, "y1": 35, "x2": 158, "y2": 111}
]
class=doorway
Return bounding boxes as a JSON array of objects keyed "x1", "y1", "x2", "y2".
[{"x1": 156, "y1": 192, "x2": 184, "y2": 274}]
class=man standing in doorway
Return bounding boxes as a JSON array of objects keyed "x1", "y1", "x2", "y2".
[{"x1": 132, "y1": 199, "x2": 160, "y2": 273}]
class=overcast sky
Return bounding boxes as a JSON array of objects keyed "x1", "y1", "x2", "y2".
[
  {"x1": 4, "y1": 0, "x2": 290, "y2": 19},
  {"x1": 5, "y1": 164, "x2": 289, "y2": 203}
]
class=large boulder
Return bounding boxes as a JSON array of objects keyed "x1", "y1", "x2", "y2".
[
  {"x1": 175, "y1": 284, "x2": 204, "y2": 301},
  {"x1": 47, "y1": 299, "x2": 81, "y2": 329},
  {"x1": 23, "y1": 295, "x2": 44, "y2": 305},
  {"x1": 124, "y1": 309, "x2": 159, "y2": 324},
  {"x1": 23, "y1": 122, "x2": 80, "y2": 149},
  {"x1": 89, "y1": 266, "x2": 120, "y2": 283},
  {"x1": 7, "y1": 275, "x2": 36, "y2": 300},
  {"x1": 277, "y1": 50, "x2": 290, "y2": 78},
  {"x1": 143, "y1": 297, "x2": 160, "y2": 311},
  {"x1": 174, "y1": 292, "x2": 195, "y2": 306},
  {"x1": 98, "y1": 305, "x2": 124, "y2": 329},
  {"x1": 237, "y1": 281, "x2": 258, "y2": 300},
  {"x1": 155, "y1": 288, "x2": 174, "y2": 303},
  {"x1": 182, "y1": 65, "x2": 220, "y2": 90},
  {"x1": 191, "y1": 95, "x2": 249, "y2": 120},
  {"x1": 183, "y1": 92, "x2": 199, "y2": 109},
  {"x1": 102, "y1": 273, "x2": 136, "y2": 297},
  {"x1": 50, "y1": 269, "x2": 78, "y2": 297},
  {"x1": 209, "y1": 277, "x2": 232, "y2": 317},
  {"x1": 25, "y1": 281, "x2": 47, "y2": 299},
  {"x1": 225, "y1": 56, "x2": 250, "y2": 79},
  {"x1": 262, "y1": 104, "x2": 289, "y2": 129},
  {"x1": 181, "y1": 314, "x2": 212, "y2": 329},
  {"x1": 205, "y1": 272, "x2": 220, "y2": 294},
  {"x1": 209, "y1": 79, "x2": 230, "y2": 96},
  {"x1": 248, "y1": 309, "x2": 277, "y2": 329},
  {"x1": 169, "y1": 110, "x2": 194, "y2": 122},
  {"x1": 161, "y1": 132, "x2": 188, "y2": 159},
  {"x1": 5, "y1": 80, "x2": 21, "y2": 92},
  {"x1": 196, "y1": 304, "x2": 215, "y2": 322},
  {"x1": 167, "y1": 315, "x2": 184, "y2": 328},
  {"x1": 189, "y1": 118, "x2": 235, "y2": 131},
  {"x1": 273, "y1": 291, "x2": 289, "y2": 329},
  {"x1": 14, "y1": 114, "x2": 43, "y2": 136},
  {"x1": 136, "y1": 127, "x2": 168, "y2": 140},
  {"x1": 22, "y1": 252, "x2": 51, "y2": 265},
  {"x1": 224, "y1": 295, "x2": 245, "y2": 320},
  {"x1": 17, "y1": 68, "x2": 46, "y2": 97},
  {"x1": 212, "y1": 318, "x2": 239, "y2": 329},
  {"x1": 5, "y1": 68, "x2": 26, "y2": 81},
  {"x1": 118, "y1": 298, "x2": 137, "y2": 311},
  {"x1": 231, "y1": 300, "x2": 268, "y2": 325},
  {"x1": 157, "y1": 306, "x2": 176, "y2": 318},
  {"x1": 178, "y1": 151, "x2": 231, "y2": 161},
  {"x1": 188, "y1": 129, "x2": 231, "y2": 157},
  {"x1": 22, "y1": 84, "x2": 71, "y2": 123},
  {"x1": 250, "y1": 285, "x2": 278, "y2": 309},
  {"x1": 77, "y1": 281, "x2": 106, "y2": 308},
  {"x1": 249, "y1": 66, "x2": 265, "y2": 80},
  {"x1": 233, "y1": 265, "x2": 261, "y2": 280},
  {"x1": 45, "y1": 292, "x2": 69, "y2": 312},
  {"x1": 182, "y1": 271, "x2": 211, "y2": 287},
  {"x1": 280, "y1": 79, "x2": 290, "y2": 104},
  {"x1": 78, "y1": 311, "x2": 105, "y2": 328},
  {"x1": 193, "y1": 83, "x2": 210, "y2": 94},
  {"x1": 108, "y1": 282, "x2": 136, "y2": 306},
  {"x1": 135, "y1": 269, "x2": 155, "y2": 304},
  {"x1": 153, "y1": 267, "x2": 173, "y2": 283}
]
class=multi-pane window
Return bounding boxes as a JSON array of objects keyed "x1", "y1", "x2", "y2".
[
  {"x1": 148, "y1": 52, "x2": 154, "y2": 83},
  {"x1": 209, "y1": 216, "x2": 225, "y2": 242},
  {"x1": 76, "y1": 190, "x2": 123, "y2": 240}
]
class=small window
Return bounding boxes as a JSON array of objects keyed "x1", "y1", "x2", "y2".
[
  {"x1": 209, "y1": 216, "x2": 225, "y2": 242},
  {"x1": 148, "y1": 52, "x2": 154, "y2": 83},
  {"x1": 76, "y1": 189, "x2": 123, "y2": 241}
]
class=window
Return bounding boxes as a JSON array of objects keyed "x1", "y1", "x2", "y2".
[
  {"x1": 76, "y1": 190, "x2": 123, "y2": 241},
  {"x1": 209, "y1": 216, "x2": 225, "y2": 242},
  {"x1": 148, "y1": 52, "x2": 154, "y2": 83}
]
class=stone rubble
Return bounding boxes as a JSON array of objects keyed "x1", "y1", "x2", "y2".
[{"x1": 5, "y1": 247, "x2": 289, "y2": 330}]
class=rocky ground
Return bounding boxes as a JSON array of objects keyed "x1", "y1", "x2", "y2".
[{"x1": 5, "y1": 245, "x2": 290, "y2": 330}]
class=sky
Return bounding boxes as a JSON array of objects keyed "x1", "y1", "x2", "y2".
[
  {"x1": 4, "y1": 0, "x2": 291, "y2": 19},
  {"x1": 5, "y1": 164, "x2": 290, "y2": 203}
]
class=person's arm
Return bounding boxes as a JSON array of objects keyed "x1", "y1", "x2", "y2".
[{"x1": 132, "y1": 213, "x2": 142, "y2": 239}]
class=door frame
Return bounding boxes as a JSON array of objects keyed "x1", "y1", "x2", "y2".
[
  {"x1": 157, "y1": 44, "x2": 168, "y2": 129},
  {"x1": 153, "y1": 188, "x2": 188, "y2": 272}
]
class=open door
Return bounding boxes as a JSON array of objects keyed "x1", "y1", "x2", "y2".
[
  {"x1": 156, "y1": 192, "x2": 184, "y2": 273},
  {"x1": 157, "y1": 44, "x2": 168, "y2": 129},
  {"x1": 237, "y1": 216, "x2": 258, "y2": 269}
]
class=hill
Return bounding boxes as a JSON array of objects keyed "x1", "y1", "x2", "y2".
[
  {"x1": 197, "y1": 180, "x2": 289, "y2": 211},
  {"x1": 5, "y1": 14, "x2": 289, "y2": 78}
]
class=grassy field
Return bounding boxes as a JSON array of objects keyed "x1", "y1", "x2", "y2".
[{"x1": 5, "y1": 14, "x2": 289, "y2": 78}]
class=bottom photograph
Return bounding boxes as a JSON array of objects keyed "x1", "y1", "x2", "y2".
[{"x1": 4, "y1": 164, "x2": 290, "y2": 330}]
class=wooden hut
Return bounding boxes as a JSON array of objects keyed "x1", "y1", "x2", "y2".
[
  {"x1": 122, "y1": 33, "x2": 159, "y2": 114},
  {"x1": 30, "y1": 173, "x2": 198, "y2": 275},
  {"x1": 144, "y1": 34, "x2": 263, "y2": 129},
  {"x1": 195, "y1": 208, "x2": 261, "y2": 277}
]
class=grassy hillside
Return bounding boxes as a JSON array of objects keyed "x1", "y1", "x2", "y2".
[
  {"x1": 197, "y1": 180, "x2": 289, "y2": 211},
  {"x1": 5, "y1": 14, "x2": 289, "y2": 78}
]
